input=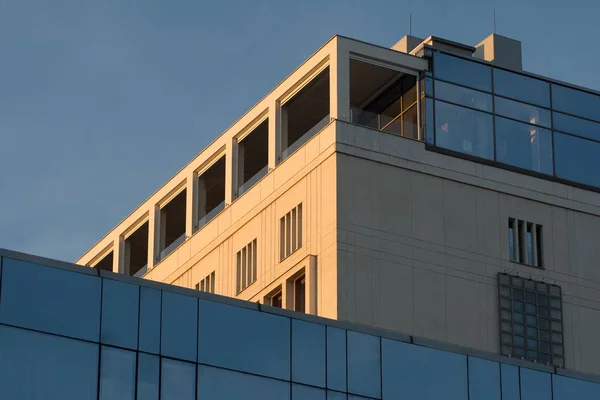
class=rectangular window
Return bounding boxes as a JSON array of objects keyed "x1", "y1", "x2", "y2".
[
  {"x1": 498, "y1": 273, "x2": 563, "y2": 367},
  {"x1": 280, "y1": 203, "x2": 303, "y2": 261},
  {"x1": 196, "y1": 271, "x2": 215, "y2": 294},
  {"x1": 509, "y1": 218, "x2": 543, "y2": 268},
  {"x1": 271, "y1": 291, "x2": 282, "y2": 308},
  {"x1": 294, "y1": 274, "x2": 306, "y2": 313},
  {"x1": 236, "y1": 239, "x2": 257, "y2": 294}
]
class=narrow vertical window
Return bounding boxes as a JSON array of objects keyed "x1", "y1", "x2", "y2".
[
  {"x1": 280, "y1": 203, "x2": 303, "y2": 261},
  {"x1": 508, "y1": 218, "x2": 543, "y2": 268},
  {"x1": 271, "y1": 291, "x2": 283, "y2": 308},
  {"x1": 236, "y1": 239, "x2": 258, "y2": 293},
  {"x1": 508, "y1": 218, "x2": 516, "y2": 262},
  {"x1": 518, "y1": 220, "x2": 525, "y2": 263},
  {"x1": 526, "y1": 223, "x2": 534, "y2": 265},
  {"x1": 294, "y1": 274, "x2": 306, "y2": 313},
  {"x1": 536, "y1": 225, "x2": 543, "y2": 268}
]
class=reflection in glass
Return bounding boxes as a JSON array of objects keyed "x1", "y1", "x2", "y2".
[
  {"x1": 101, "y1": 279, "x2": 139, "y2": 350},
  {"x1": 434, "y1": 52, "x2": 492, "y2": 92},
  {"x1": 494, "y1": 97, "x2": 551, "y2": 127},
  {"x1": 553, "y1": 112, "x2": 600, "y2": 142},
  {"x1": 554, "y1": 132, "x2": 600, "y2": 188},
  {"x1": 553, "y1": 375, "x2": 600, "y2": 399},
  {"x1": 139, "y1": 286, "x2": 161, "y2": 354},
  {"x1": 327, "y1": 327, "x2": 347, "y2": 392},
  {"x1": 137, "y1": 353, "x2": 159, "y2": 400},
  {"x1": 493, "y1": 68, "x2": 550, "y2": 107},
  {"x1": 552, "y1": 84, "x2": 600, "y2": 122},
  {"x1": 292, "y1": 320, "x2": 326, "y2": 387},
  {"x1": 293, "y1": 384, "x2": 326, "y2": 400},
  {"x1": 0, "y1": 258, "x2": 101, "y2": 342},
  {"x1": 495, "y1": 117, "x2": 553, "y2": 175},
  {"x1": 197, "y1": 365, "x2": 290, "y2": 400},
  {"x1": 425, "y1": 98, "x2": 435, "y2": 144},
  {"x1": 347, "y1": 331, "x2": 381, "y2": 399},
  {"x1": 382, "y1": 338, "x2": 467, "y2": 399},
  {"x1": 435, "y1": 101, "x2": 494, "y2": 160},
  {"x1": 198, "y1": 300, "x2": 290, "y2": 380},
  {"x1": 501, "y1": 364, "x2": 520, "y2": 400},
  {"x1": 161, "y1": 358, "x2": 195, "y2": 400},
  {"x1": 0, "y1": 325, "x2": 98, "y2": 400},
  {"x1": 161, "y1": 291, "x2": 198, "y2": 362},
  {"x1": 435, "y1": 80, "x2": 492, "y2": 112},
  {"x1": 99, "y1": 346, "x2": 136, "y2": 400},
  {"x1": 469, "y1": 357, "x2": 500, "y2": 400},
  {"x1": 520, "y1": 368, "x2": 551, "y2": 400}
]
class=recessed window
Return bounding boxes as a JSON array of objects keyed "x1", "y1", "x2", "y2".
[
  {"x1": 237, "y1": 120, "x2": 268, "y2": 196},
  {"x1": 158, "y1": 189, "x2": 186, "y2": 261},
  {"x1": 271, "y1": 291, "x2": 283, "y2": 308},
  {"x1": 236, "y1": 239, "x2": 257, "y2": 294},
  {"x1": 197, "y1": 157, "x2": 226, "y2": 230},
  {"x1": 508, "y1": 218, "x2": 543, "y2": 268},
  {"x1": 294, "y1": 274, "x2": 306, "y2": 313},
  {"x1": 498, "y1": 273, "x2": 563, "y2": 367},
  {"x1": 124, "y1": 222, "x2": 149, "y2": 277},
  {"x1": 280, "y1": 203, "x2": 303, "y2": 261},
  {"x1": 196, "y1": 271, "x2": 215, "y2": 294},
  {"x1": 93, "y1": 251, "x2": 113, "y2": 272}
]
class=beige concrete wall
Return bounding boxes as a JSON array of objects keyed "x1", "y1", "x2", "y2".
[{"x1": 335, "y1": 121, "x2": 600, "y2": 375}]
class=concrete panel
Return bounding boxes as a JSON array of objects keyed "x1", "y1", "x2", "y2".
[
  {"x1": 476, "y1": 189, "x2": 501, "y2": 258},
  {"x1": 443, "y1": 181, "x2": 478, "y2": 253},
  {"x1": 571, "y1": 212, "x2": 600, "y2": 282},
  {"x1": 446, "y1": 276, "x2": 481, "y2": 348},
  {"x1": 379, "y1": 260, "x2": 414, "y2": 334},
  {"x1": 579, "y1": 306, "x2": 600, "y2": 375},
  {"x1": 411, "y1": 173, "x2": 444, "y2": 245},
  {"x1": 377, "y1": 163, "x2": 412, "y2": 237},
  {"x1": 551, "y1": 207, "x2": 571, "y2": 276},
  {"x1": 353, "y1": 254, "x2": 375, "y2": 326},
  {"x1": 413, "y1": 268, "x2": 447, "y2": 342}
]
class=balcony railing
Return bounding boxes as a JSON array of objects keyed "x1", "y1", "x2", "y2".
[
  {"x1": 281, "y1": 114, "x2": 331, "y2": 160},
  {"x1": 238, "y1": 165, "x2": 268, "y2": 196},
  {"x1": 350, "y1": 107, "x2": 418, "y2": 139},
  {"x1": 158, "y1": 233, "x2": 186, "y2": 261},
  {"x1": 196, "y1": 200, "x2": 225, "y2": 231}
]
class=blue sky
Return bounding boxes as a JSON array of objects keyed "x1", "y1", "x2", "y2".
[{"x1": 1, "y1": 0, "x2": 598, "y2": 262}]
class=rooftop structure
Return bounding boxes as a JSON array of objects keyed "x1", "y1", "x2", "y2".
[{"x1": 76, "y1": 32, "x2": 600, "y2": 377}]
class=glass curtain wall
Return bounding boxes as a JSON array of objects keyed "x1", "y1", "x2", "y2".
[{"x1": 424, "y1": 50, "x2": 600, "y2": 190}]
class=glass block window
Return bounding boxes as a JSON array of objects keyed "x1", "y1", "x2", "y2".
[{"x1": 499, "y1": 273, "x2": 564, "y2": 367}]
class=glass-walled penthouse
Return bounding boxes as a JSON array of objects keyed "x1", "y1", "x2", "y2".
[
  {"x1": 423, "y1": 48, "x2": 600, "y2": 190},
  {"x1": 1, "y1": 250, "x2": 600, "y2": 399}
]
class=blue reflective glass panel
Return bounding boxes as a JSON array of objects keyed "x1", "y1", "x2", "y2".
[
  {"x1": 494, "y1": 97, "x2": 551, "y2": 127},
  {"x1": 0, "y1": 325, "x2": 98, "y2": 400},
  {"x1": 521, "y1": 368, "x2": 551, "y2": 400},
  {"x1": 137, "y1": 353, "x2": 159, "y2": 400},
  {"x1": 553, "y1": 374, "x2": 600, "y2": 399},
  {"x1": 292, "y1": 319, "x2": 326, "y2": 387},
  {"x1": 493, "y1": 68, "x2": 550, "y2": 107},
  {"x1": 468, "y1": 357, "x2": 500, "y2": 400},
  {"x1": 425, "y1": 98, "x2": 435, "y2": 144},
  {"x1": 161, "y1": 358, "x2": 195, "y2": 400},
  {"x1": 198, "y1": 365, "x2": 290, "y2": 400},
  {"x1": 553, "y1": 112, "x2": 600, "y2": 142},
  {"x1": 501, "y1": 364, "x2": 520, "y2": 400},
  {"x1": 347, "y1": 331, "x2": 381, "y2": 399},
  {"x1": 161, "y1": 291, "x2": 197, "y2": 362},
  {"x1": 552, "y1": 84, "x2": 600, "y2": 122},
  {"x1": 0, "y1": 258, "x2": 101, "y2": 341},
  {"x1": 495, "y1": 117, "x2": 553, "y2": 175},
  {"x1": 99, "y1": 346, "x2": 136, "y2": 400},
  {"x1": 327, "y1": 327, "x2": 347, "y2": 392},
  {"x1": 139, "y1": 286, "x2": 161, "y2": 354},
  {"x1": 554, "y1": 132, "x2": 600, "y2": 188},
  {"x1": 101, "y1": 279, "x2": 139, "y2": 349},
  {"x1": 328, "y1": 392, "x2": 347, "y2": 400},
  {"x1": 434, "y1": 52, "x2": 492, "y2": 92},
  {"x1": 382, "y1": 338, "x2": 467, "y2": 399},
  {"x1": 293, "y1": 384, "x2": 326, "y2": 400},
  {"x1": 435, "y1": 80, "x2": 492, "y2": 112},
  {"x1": 435, "y1": 100, "x2": 494, "y2": 159},
  {"x1": 198, "y1": 300, "x2": 290, "y2": 380}
]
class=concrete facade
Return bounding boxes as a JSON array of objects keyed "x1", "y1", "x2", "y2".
[{"x1": 77, "y1": 34, "x2": 600, "y2": 376}]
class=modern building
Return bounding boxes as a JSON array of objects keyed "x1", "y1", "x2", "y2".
[
  {"x1": 1, "y1": 248, "x2": 600, "y2": 399},
  {"x1": 77, "y1": 32, "x2": 600, "y2": 378}
]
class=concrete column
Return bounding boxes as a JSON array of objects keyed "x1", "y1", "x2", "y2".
[
  {"x1": 330, "y1": 38, "x2": 350, "y2": 122},
  {"x1": 306, "y1": 256, "x2": 317, "y2": 315},
  {"x1": 283, "y1": 278, "x2": 294, "y2": 310},
  {"x1": 233, "y1": 138, "x2": 241, "y2": 198},
  {"x1": 185, "y1": 172, "x2": 195, "y2": 237},
  {"x1": 147, "y1": 205, "x2": 159, "y2": 269},
  {"x1": 114, "y1": 237, "x2": 123, "y2": 274},
  {"x1": 268, "y1": 99, "x2": 280, "y2": 167},
  {"x1": 225, "y1": 140, "x2": 234, "y2": 205}
]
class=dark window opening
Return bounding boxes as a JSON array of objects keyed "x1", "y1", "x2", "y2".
[
  {"x1": 350, "y1": 59, "x2": 418, "y2": 139},
  {"x1": 158, "y1": 189, "x2": 186, "y2": 261},
  {"x1": 197, "y1": 157, "x2": 225, "y2": 230},
  {"x1": 281, "y1": 67, "x2": 330, "y2": 160},
  {"x1": 93, "y1": 251, "x2": 113, "y2": 272},
  {"x1": 237, "y1": 120, "x2": 268, "y2": 196},
  {"x1": 236, "y1": 239, "x2": 257, "y2": 294},
  {"x1": 509, "y1": 218, "x2": 543, "y2": 268},
  {"x1": 271, "y1": 291, "x2": 283, "y2": 308},
  {"x1": 197, "y1": 271, "x2": 215, "y2": 294},
  {"x1": 124, "y1": 222, "x2": 149, "y2": 277},
  {"x1": 294, "y1": 274, "x2": 306, "y2": 313}
]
